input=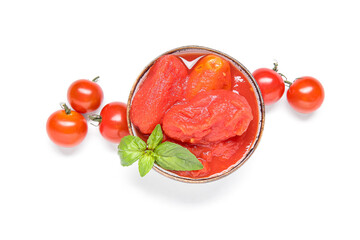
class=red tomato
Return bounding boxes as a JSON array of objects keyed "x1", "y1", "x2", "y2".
[
  {"x1": 162, "y1": 90, "x2": 253, "y2": 144},
  {"x1": 130, "y1": 55, "x2": 188, "y2": 134},
  {"x1": 252, "y1": 68, "x2": 285, "y2": 105},
  {"x1": 46, "y1": 105, "x2": 88, "y2": 147},
  {"x1": 186, "y1": 54, "x2": 232, "y2": 99},
  {"x1": 67, "y1": 77, "x2": 104, "y2": 113},
  {"x1": 287, "y1": 76, "x2": 324, "y2": 113},
  {"x1": 98, "y1": 102, "x2": 129, "y2": 143}
]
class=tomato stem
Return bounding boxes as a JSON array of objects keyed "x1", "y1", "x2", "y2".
[
  {"x1": 60, "y1": 102, "x2": 71, "y2": 115},
  {"x1": 273, "y1": 60, "x2": 292, "y2": 86},
  {"x1": 92, "y1": 76, "x2": 100, "y2": 82},
  {"x1": 273, "y1": 61, "x2": 279, "y2": 72},
  {"x1": 88, "y1": 114, "x2": 102, "y2": 126},
  {"x1": 279, "y1": 73, "x2": 293, "y2": 86},
  {"x1": 284, "y1": 79, "x2": 293, "y2": 86}
]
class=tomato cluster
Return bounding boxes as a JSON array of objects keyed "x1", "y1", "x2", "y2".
[
  {"x1": 252, "y1": 62, "x2": 324, "y2": 113},
  {"x1": 46, "y1": 77, "x2": 129, "y2": 147},
  {"x1": 47, "y1": 60, "x2": 324, "y2": 149}
]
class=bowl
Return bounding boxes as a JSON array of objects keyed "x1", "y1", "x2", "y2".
[{"x1": 127, "y1": 45, "x2": 265, "y2": 183}]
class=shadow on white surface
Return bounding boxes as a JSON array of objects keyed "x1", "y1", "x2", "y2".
[
  {"x1": 51, "y1": 143, "x2": 82, "y2": 156},
  {"x1": 102, "y1": 140, "x2": 118, "y2": 152},
  {"x1": 48, "y1": 134, "x2": 90, "y2": 156},
  {"x1": 128, "y1": 168, "x2": 239, "y2": 204},
  {"x1": 264, "y1": 102, "x2": 280, "y2": 113},
  {"x1": 284, "y1": 102, "x2": 315, "y2": 121}
]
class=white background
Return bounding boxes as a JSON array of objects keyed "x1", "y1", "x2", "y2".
[{"x1": 1, "y1": 0, "x2": 359, "y2": 239}]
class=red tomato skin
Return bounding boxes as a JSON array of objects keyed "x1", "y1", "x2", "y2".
[
  {"x1": 162, "y1": 90, "x2": 253, "y2": 144},
  {"x1": 252, "y1": 68, "x2": 285, "y2": 105},
  {"x1": 46, "y1": 110, "x2": 88, "y2": 147},
  {"x1": 287, "y1": 76, "x2": 325, "y2": 113},
  {"x1": 67, "y1": 79, "x2": 104, "y2": 113},
  {"x1": 130, "y1": 55, "x2": 188, "y2": 134},
  {"x1": 186, "y1": 54, "x2": 232, "y2": 99},
  {"x1": 99, "y1": 102, "x2": 129, "y2": 143}
]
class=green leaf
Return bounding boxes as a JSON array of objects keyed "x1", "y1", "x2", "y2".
[
  {"x1": 138, "y1": 152, "x2": 155, "y2": 177},
  {"x1": 118, "y1": 135, "x2": 147, "y2": 166},
  {"x1": 154, "y1": 142, "x2": 203, "y2": 171},
  {"x1": 147, "y1": 124, "x2": 163, "y2": 150}
]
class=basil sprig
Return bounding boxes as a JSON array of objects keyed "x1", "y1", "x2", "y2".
[{"x1": 118, "y1": 124, "x2": 203, "y2": 177}]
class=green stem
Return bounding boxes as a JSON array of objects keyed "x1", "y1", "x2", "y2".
[
  {"x1": 92, "y1": 76, "x2": 100, "y2": 82},
  {"x1": 88, "y1": 114, "x2": 102, "y2": 126},
  {"x1": 273, "y1": 60, "x2": 279, "y2": 72},
  {"x1": 60, "y1": 102, "x2": 71, "y2": 115},
  {"x1": 284, "y1": 79, "x2": 293, "y2": 86},
  {"x1": 278, "y1": 73, "x2": 292, "y2": 86},
  {"x1": 273, "y1": 60, "x2": 292, "y2": 86}
]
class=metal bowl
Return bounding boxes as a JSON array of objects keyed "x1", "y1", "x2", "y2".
[{"x1": 127, "y1": 45, "x2": 265, "y2": 183}]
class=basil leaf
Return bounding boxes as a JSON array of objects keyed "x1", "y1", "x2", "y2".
[
  {"x1": 138, "y1": 152, "x2": 155, "y2": 177},
  {"x1": 154, "y1": 142, "x2": 203, "y2": 171},
  {"x1": 147, "y1": 124, "x2": 163, "y2": 150},
  {"x1": 118, "y1": 135, "x2": 147, "y2": 166}
]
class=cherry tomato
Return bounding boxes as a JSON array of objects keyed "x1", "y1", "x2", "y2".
[
  {"x1": 67, "y1": 76, "x2": 104, "y2": 113},
  {"x1": 46, "y1": 104, "x2": 88, "y2": 147},
  {"x1": 287, "y1": 76, "x2": 324, "y2": 113},
  {"x1": 252, "y1": 68, "x2": 285, "y2": 105},
  {"x1": 96, "y1": 102, "x2": 129, "y2": 143}
]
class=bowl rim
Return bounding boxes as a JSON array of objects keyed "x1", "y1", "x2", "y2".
[{"x1": 127, "y1": 45, "x2": 265, "y2": 183}]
